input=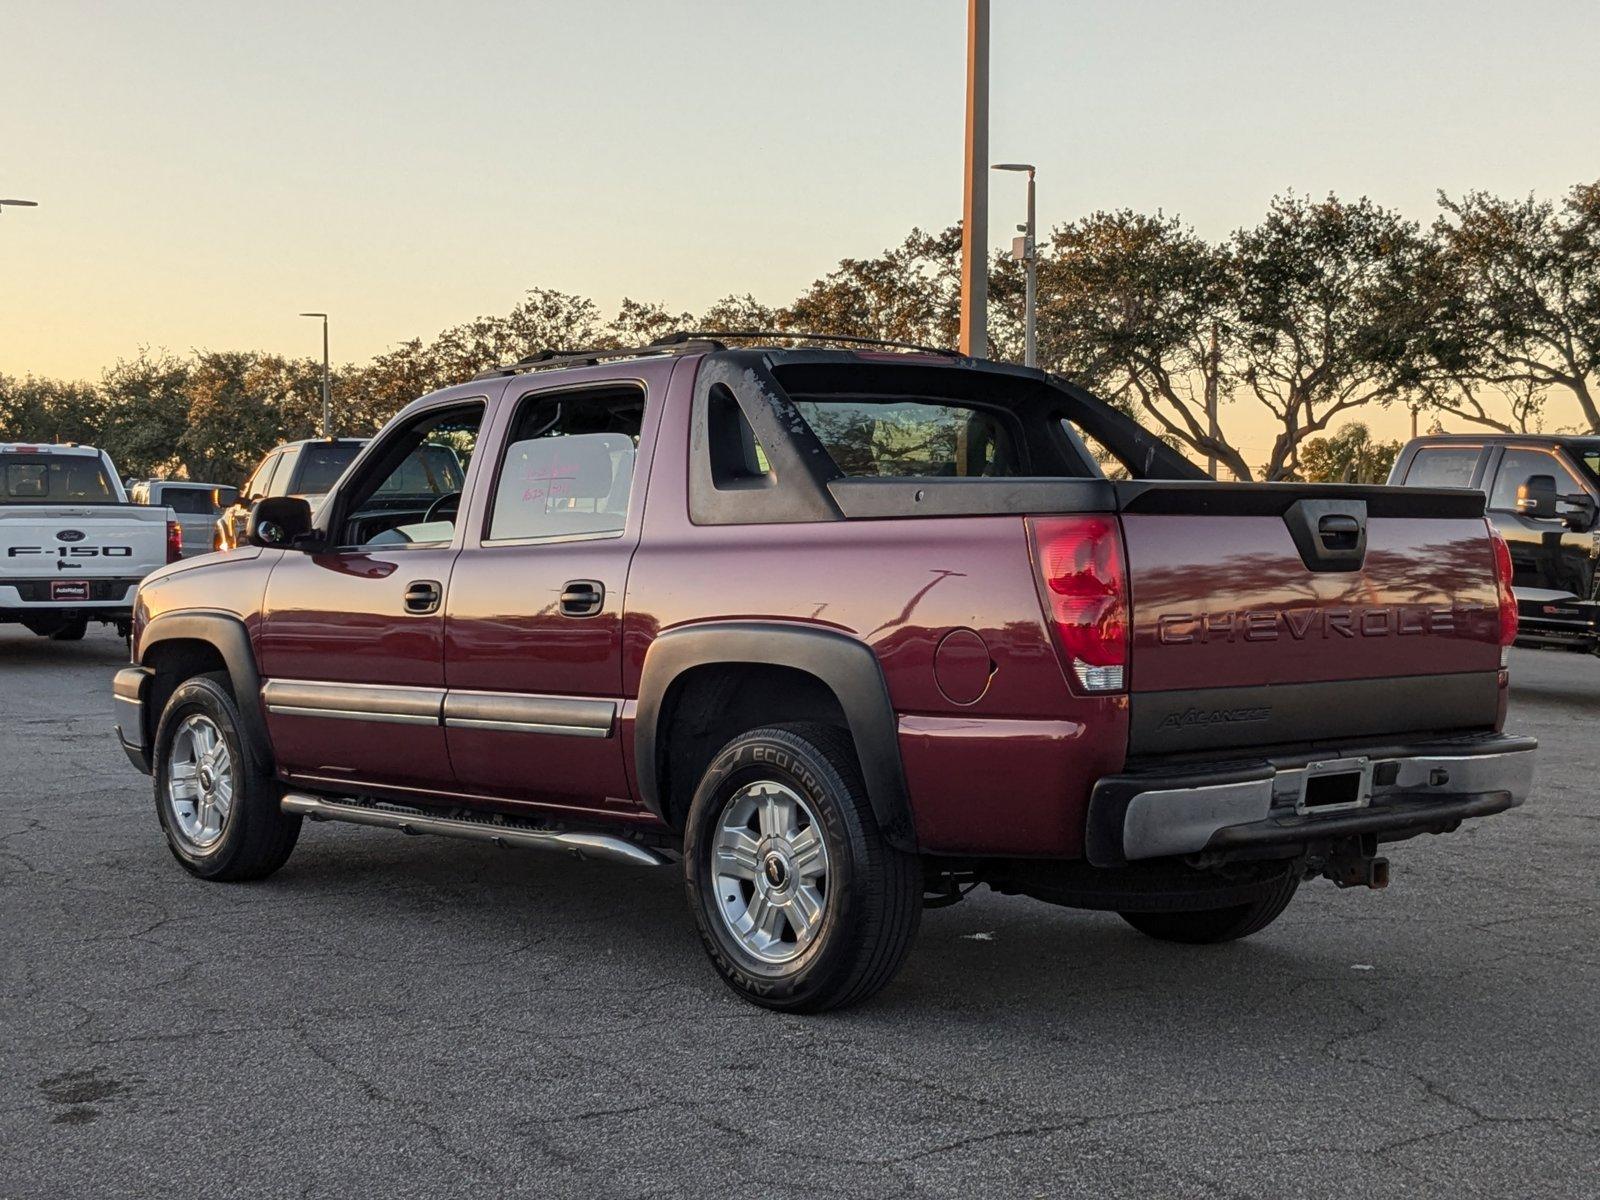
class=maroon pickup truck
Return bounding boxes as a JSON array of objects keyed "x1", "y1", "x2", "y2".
[{"x1": 113, "y1": 335, "x2": 1537, "y2": 1011}]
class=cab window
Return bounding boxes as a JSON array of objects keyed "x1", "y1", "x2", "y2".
[
  {"x1": 1489, "y1": 448, "x2": 1582, "y2": 512},
  {"x1": 0, "y1": 454, "x2": 117, "y2": 502},
  {"x1": 336, "y1": 404, "x2": 484, "y2": 549},
  {"x1": 486, "y1": 386, "x2": 645, "y2": 542},
  {"x1": 1404, "y1": 446, "x2": 1482, "y2": 489}
]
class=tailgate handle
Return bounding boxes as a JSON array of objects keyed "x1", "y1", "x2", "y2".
[
  {"x1": 1318, "y1": 514, "x2": 1362, "y2": 550},
  {"x1": 1284, "y1": 499, "x2": 1367, "y2": 572}
]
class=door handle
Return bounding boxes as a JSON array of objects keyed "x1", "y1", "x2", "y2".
[
  {"x1": 404, "y1": 580, "x2": 442, "y2": 615},
  {"x1": 560, "y1": 580, "x2": 604, "y2": 617}
]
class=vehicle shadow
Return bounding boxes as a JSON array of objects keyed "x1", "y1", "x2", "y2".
[
  {"x1": 263, "y1": 830, "x2": 1432, "y2": 1033},
  {"x1": 0, "y1": 628, "x2": 128, "y2": 666}
]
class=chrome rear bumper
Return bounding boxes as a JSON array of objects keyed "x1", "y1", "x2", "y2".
[{"x1": 1087, "y1": 733, "x2": 1537, "y2": 867}]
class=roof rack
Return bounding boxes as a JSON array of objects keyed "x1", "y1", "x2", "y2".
[
  {"x1": 470, "y1": 329, "x2": 964, "y2": 381},
  {"x1": 651, "y1": 330, "x2": 964, "y2": 358},
  {"x1": 470, "y1": 339, "x2": 726, "y2": 381}
]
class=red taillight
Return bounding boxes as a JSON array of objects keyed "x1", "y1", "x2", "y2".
[
  {"x1": 1490, "y1": 526, "x2": 1517, "y2": 647},
  {"x1": 166, "y1": 519, "x2": 183, "y2": 563},
  {"x1": 1027, "y1": 515, "x2": 1129, "y2": 693}
]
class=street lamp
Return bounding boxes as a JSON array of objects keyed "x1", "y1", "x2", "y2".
[
  {"x1": 992, "y1": 164, "x2": 1036, "y2": 368},
  {"x1": 298, "y1": 312, "x2": 331, "y2": 437},
  {"x1": 0, "y1": 199, "x2": 39, "y2": 215}
]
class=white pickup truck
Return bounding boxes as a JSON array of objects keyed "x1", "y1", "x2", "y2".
[{"x1": 0, "y1": 444, "x2": 180, "y2": 640}]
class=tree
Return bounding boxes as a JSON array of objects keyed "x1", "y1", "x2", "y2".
[
  {"x1": 1297, "y1": 422, "x2": 1402, "y2": 483},
  {"x1": 786, "y1": 225, "x2": 950, "y2": 348},
  {"x1": 0, "y1": 374, "x2": 106, "y2": 446},
  {"x1": 1232, "y1": 193, "x2": 1432, "y2": 479},
  {"x1": 99, "y1": 352, "x2": 192, "y2": 478},
  {"x1": 243, "y1": 353, "x2": 334, "y2": 441},
  {"x1": 698, "y1": 293, "x2": 779, "y2": 333},
  {"x1": 1430, "y1": 181, "x2": 1600, "y2": 432},
  {"x1": 182, "y1": 351, "x2": 278, "y2": 482},
  {"x1": 345, "y1": 288, "x2": 606, "y2": 426},
  {"x1": 1036, "y1": 210, "x2": 1244, "y2": 475},
  {"x1": 608, "y1": 298, "x2": 695, "y2": 346}
]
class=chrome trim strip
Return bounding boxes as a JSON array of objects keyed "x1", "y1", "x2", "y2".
[
  {"x1": 261, "y1": 680, "x2": 617, "y2": 737},
  {"x1": 280, "y1": 793, "x2": 665, "y2": 867},
  {"x1": 446, "y1": 717, "x2": 612, "y2": 738},
  {"x1": 266, "y1": 705, "x2": 442, "y2": 726},
  {"x1": 442, "y1": 690, "x2": 615, "y2": 738},
  {"x1": 262, "y1": 679, "x2": 445, "y2": 724}
]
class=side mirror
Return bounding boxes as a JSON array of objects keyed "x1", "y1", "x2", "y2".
[
  {"x1": 247, "y1": 496, "x2": 316, "y2": 549},
  {"x1": 1561, "y1": 493, "x2": 1599, "y2": 532},
  {"x1": 1515, "y1": 475, "x2": 1560, "y2": 519}
]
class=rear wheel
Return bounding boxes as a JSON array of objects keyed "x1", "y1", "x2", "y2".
[
  {"x1": 683, "y1": 723, "x2": 921, "y2": 1012},
  {"x1": 1119, "y1": 872, "x2": 1299, "y2": 944},
  {"x1": 48, "y1": 619, "x2": 88, "y2": 642},
  {"x1": 152, "y1": 671, "x2": 299, "y2": 881}
]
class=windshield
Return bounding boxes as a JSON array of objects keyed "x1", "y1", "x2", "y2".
[
  {"x1": 290, "y1": 443, "x2": 364, "y2": 495},
  {"x1": 0, "y1": 453, "x2": 118, "y2": 503}
]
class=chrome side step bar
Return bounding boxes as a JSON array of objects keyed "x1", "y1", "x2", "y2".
[{"x1": 280, "y1": 793, "x2": 669, "y2": 868}]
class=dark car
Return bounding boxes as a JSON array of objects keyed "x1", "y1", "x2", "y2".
[
  {"x1": 113, "y1": 336, "x2": 1536, "y2": 1012},
  {"x1": 1390, "y1": 434, "x2": 1600, "y2": 653}
]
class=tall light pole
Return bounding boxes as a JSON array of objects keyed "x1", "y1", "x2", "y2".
[
  {"x1": 993, "y1": 163, "x2": 1036, "y2": 367},
  {"x1": 0, "y1": 198, "x2": 39, "y2": 215},
  {"x1": 959, "y1": 0, "x2": 990, "y2": 358},
  {"x1": 299, "y1": 312, "x2": 331, "y2": 437}
]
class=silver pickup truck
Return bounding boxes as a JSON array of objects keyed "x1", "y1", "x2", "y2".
[{"x1": 0, "y1": 444, "x2": 180, "y2": 640}]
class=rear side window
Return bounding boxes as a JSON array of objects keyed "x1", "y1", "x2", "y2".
[
  {"x1": 790, "y1": 398, "x2": 1021, "y2": 478},
  {"x1": 163, "y1": 488, "x2": 217, "y2": 514},
  {"x1": 0, "y1": 454, "x2": 117, "y2": 503},
  {"x1": 1063, "y1": 420, "x2": 1127, "y2": 480},
  {"x1": 1404, "y1": 447, "x2": 1481, "y2": 489},
  {"x1": 290, "y1": 443, "x2": 364, "y2": 495},
  {"x1": 487, "y1": 387, "x2": 644, "y2": 542}
]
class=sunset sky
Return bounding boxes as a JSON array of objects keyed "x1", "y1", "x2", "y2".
[{"x1": 3, "y1": 0, "x2": 1597, "y2": 454}]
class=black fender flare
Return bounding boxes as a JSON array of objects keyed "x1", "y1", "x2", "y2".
[
  {"x1": 634, "y1": 621, "x2": 915, "y2": 848},
  {"x1": 139, "y1": 610, "x2": 273, "y2": 769}
]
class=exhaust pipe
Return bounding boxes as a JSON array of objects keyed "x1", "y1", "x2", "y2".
[{"x1": 280, "y1": 793, "x2": 669, "y2": 868}]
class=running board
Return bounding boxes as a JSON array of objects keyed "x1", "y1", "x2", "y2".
[{"x1": 279, "y1": 793, "x2": 669, "y2": 868}]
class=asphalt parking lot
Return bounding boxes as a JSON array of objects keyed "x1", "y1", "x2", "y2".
[{"x1": 2, "y1": 629, "x2": 1595, "y2": 1199}]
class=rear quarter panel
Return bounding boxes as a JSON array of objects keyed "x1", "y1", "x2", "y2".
[{"x1": 625, "y1": 364, "x2": 1124, "y2": 857}]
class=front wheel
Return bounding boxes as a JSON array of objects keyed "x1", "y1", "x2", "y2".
[
  {"x1": 152, "y1": 672, "x2": 300, "y2": 881},
  {"x1": 1119, "y1": 872, "x2": 1299, "y2": 944},
  {"x1": 682, "y1": 723, "x2": 921, "y2": 1013}
]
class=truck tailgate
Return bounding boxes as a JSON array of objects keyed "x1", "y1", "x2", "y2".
[
  {"x1": 0, "y1": 505, "x2": 170, "y2": 582},
  {"x1": 1118, "y1": 484, "x2": 1503, "y2": 754}
]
